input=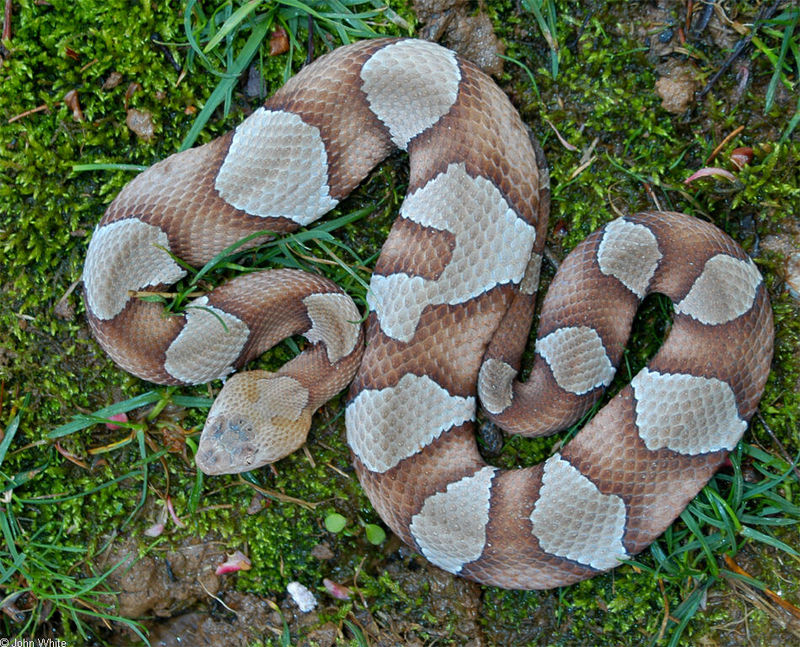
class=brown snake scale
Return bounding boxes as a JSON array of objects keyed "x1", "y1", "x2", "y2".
[{"x1": 83, "y1": 38, "x2": 774, "y2": 589}]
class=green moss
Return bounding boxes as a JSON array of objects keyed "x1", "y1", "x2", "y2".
[
  {"x1": 185, "y1": 412, "x2": 388, "y2": 593},
  {"x1": 2, "y1": 0, "x2": 799, "y2": 645}
]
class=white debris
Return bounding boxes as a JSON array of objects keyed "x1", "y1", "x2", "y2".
[{"x1": 286, "y1": 581, "x2": 317, "y2": 612}]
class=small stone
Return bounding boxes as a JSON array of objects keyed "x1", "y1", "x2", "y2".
[
  {"x1": 302, "y1": 621, "x2": 337, "y2": 647},
  {"x1": 310, "y1": 542, "x2": 335, "y2": 560},
  {"x1": 53, "y1": 297, "x2": 75, "y2": 320},
  {"x1": 786, "y1": 252, "x2": 800, "y2": 298},
  {"x1": 246, "y1": 64, "x2": 265, "y2": 98},
  {"x1": 247, "y1": 492, "x2": 267, "y2": 514},
  {"x1": 655, "y1": 60, "x2": 697, "y2": 114},
  {"x1": 126, "y1": 108, "x2": 154, "y2": 140},
  {"x1": 287, "y1": 581, "x2": 317, "y2": 612}
]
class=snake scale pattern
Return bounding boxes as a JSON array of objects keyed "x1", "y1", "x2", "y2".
[{"x1": 83, "y1": 38, "x2": 774, "y2": 589}]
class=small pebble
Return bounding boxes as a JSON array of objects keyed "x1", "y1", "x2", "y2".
[
  {"x1": 126, "y1": 108, "x2": 154, "y2": 140},
  {"x1": 477, "y1": 419, "x2": 504, "y2": 457},
  {"x1": 287, "y1": 581, "x2": 317, "y2": 612},
  {"x1": 786, "y1": 252, "x2": 800, "y2": 298},
  {"x1": 103, "y1": 71, "x2": 123, "y2": 90},
  {"x1": 310, "y1": 542, "x2": 335, "y2": 560}
]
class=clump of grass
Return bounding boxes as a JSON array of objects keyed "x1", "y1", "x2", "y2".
[
  {"x1": 0, "y1": 403, "x2": 148, "y2": 642},
  {"x1": 755, "y1": 5, "x2": 800, "y2": 142},
  {"x1": 179, "y1": 0, "x2": 411, "y2": 150},
  {"x1": 631, "y1": 442, "x2": 800, "y2": 646},
  {"x1": 756, "y1": 6, "x2": 799, "y2": 115},
  {"x1": 521, "y1": 0, "x2": 559, "y2": 78},
  {"x1": 140, "y1": 205, "x2": 376, "y2": 317},
  {"x1": 500, "y1": 0, "x2": 559, "y2": 99}
]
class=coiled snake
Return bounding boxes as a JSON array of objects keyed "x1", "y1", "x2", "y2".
[{"x1": 83, "y1": 38, "x2": 773, "y2": 589}]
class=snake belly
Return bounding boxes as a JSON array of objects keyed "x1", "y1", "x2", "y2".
[{"x1": 82, "y1": 38, "x2": 774, "y2": 590}]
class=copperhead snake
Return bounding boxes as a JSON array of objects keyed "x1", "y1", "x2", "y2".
[{"x1": 83, "y1": 38, "x2": 774, "y2": 589}]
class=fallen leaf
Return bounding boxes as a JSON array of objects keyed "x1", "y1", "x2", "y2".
[
  {"x1": 63, "y1": 89, "x2": 84, "y2": 121},
  {"x1": 684, "y1": 166, "x2": 737, "y2": 184},
  {"x1": 323, "y1": 578, "x2": 351, "y2": 600},
  {"x1": 216, "y1": 550, "x2": 252, "y2": 575},
  {"x1": 270, "y1": 27, "x2": 289, "y2": 56},
  {"x1": 105, "y1": 412, "x2": 128, "y2": 430},
  {"x1": 730, "y1": 146, "x2": 753, "y2": 170}
]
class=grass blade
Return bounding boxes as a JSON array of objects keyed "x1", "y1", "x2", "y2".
[
  {"x1": 72, "y1": 163, "x2": 149, "y2": 173},
  {"x1": 204, "y1": 0, "x2": 262, "y2": 53},
  {"x1": 49, "y1": 391, "x2": 161, "y2": 438},
  {"x1": 521, "y1": 0, "x2": 559, "y2": 78},
  {"x1": 15, "y1": 470, "x2": 144, "y2": 505},
  {"x1": 764, "y1": 15, "x2": 796, "y2": 113},
  {"x1": 0, "y1": 394, "x2": 29, "y2": 465},
  {"x1": 180, "y1": 16, "x2": 272, "y2": 151},
  {"x1": 190, "y1": 229, "x2": 277, "y2": 285},
  {"x1": 740, "y1": 525, "x2": 800, "y2": 557}
]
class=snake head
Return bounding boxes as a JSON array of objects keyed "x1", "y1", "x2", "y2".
[{"x1": 195, "y1": 370, "x2": 313, "y2": 475}]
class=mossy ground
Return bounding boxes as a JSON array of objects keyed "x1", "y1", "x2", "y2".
[{"x1": 1, "y1": 0, "x2": 798, "y2": 645}]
